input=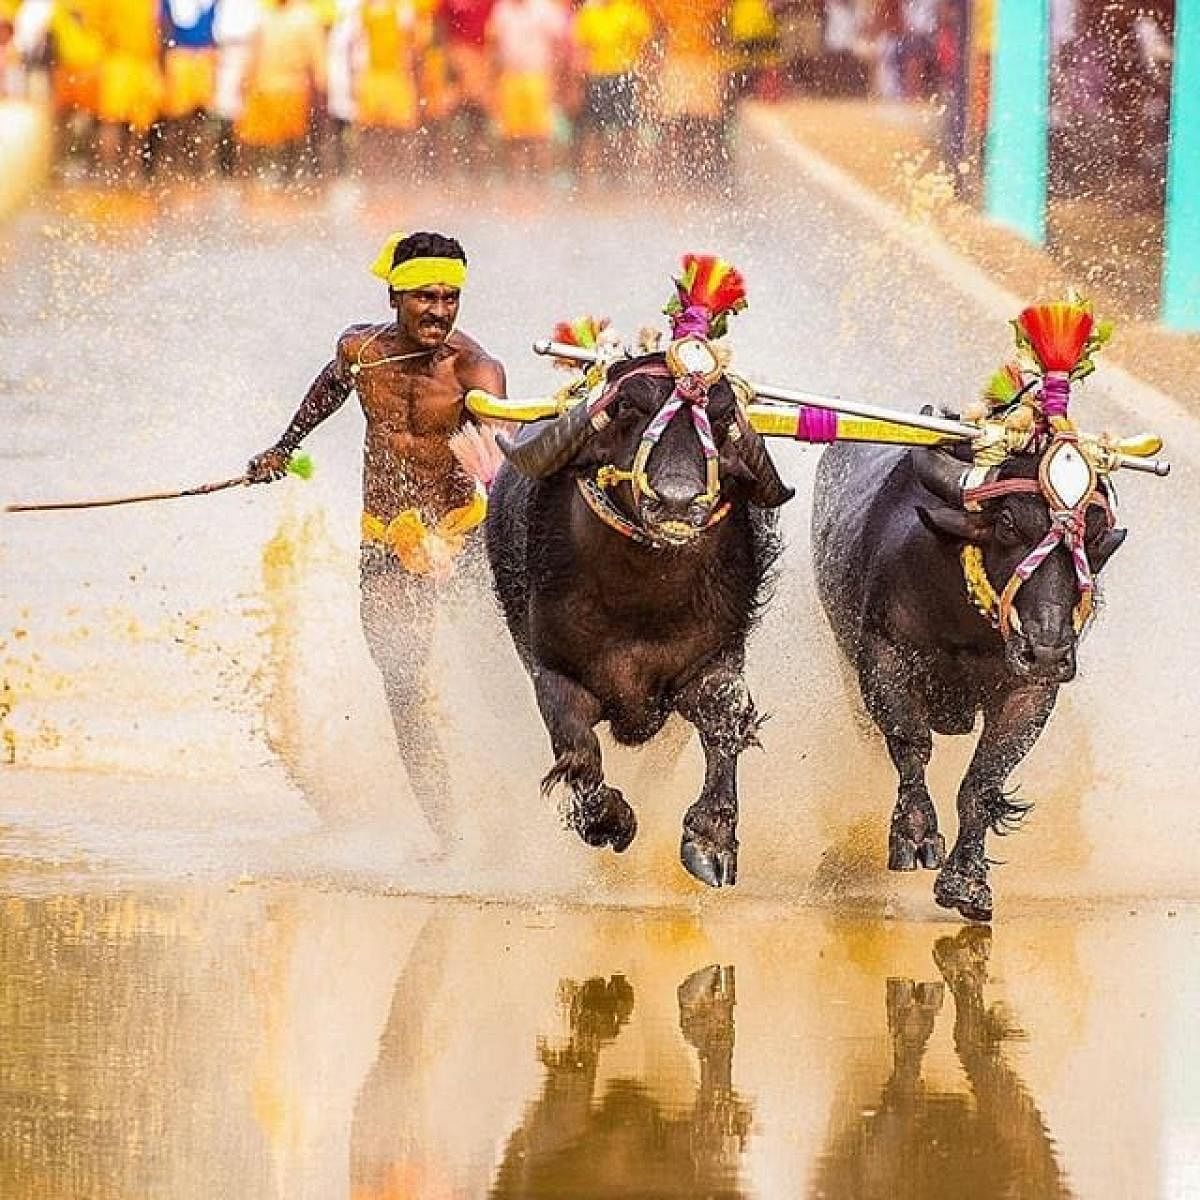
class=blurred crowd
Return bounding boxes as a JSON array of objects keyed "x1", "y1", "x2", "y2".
[{"x1": 0, "y1": 0, "x2": 935, "y2": 181}]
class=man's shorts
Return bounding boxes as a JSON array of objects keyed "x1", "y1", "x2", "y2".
[
  {"x1": 582, "y1": 72, "x2": 637, "y2": 131},
  {"x1": 496, "y1": 70, "x2": 553, "y2": 140}
]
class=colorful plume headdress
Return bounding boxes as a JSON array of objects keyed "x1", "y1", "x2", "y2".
[
  {"x1": 663, "y1": 253, "x2": 747, "y2": 341},
  {"x1": 1014, "y1": 300, "x2": 1096, "y2": 375},
  {"x1": 965, "y1": 295, "x2": 1111, "y2": 442},
  {"x1": 1009, "y1": 296, "x2": 1112, "y2": 427},
  {"x1": 551, "y1": 315, "x2": 610, "y2": 353},
  {"x1": 553, "y1": 315, "x2": 607, "y2": 349}
]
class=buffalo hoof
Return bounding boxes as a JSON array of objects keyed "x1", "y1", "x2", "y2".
[
  {"x1": 934, "y1": 864, "x2": 993, "y2": 923},
  {"x1": 888, "y1": 833, "x2": 946, "y2": 871},
  {"x1": 919, "y1": 834, "x2": 947, "y2": 869},
  {"x1": 680, "y1": 836, "x2": 738, "y2": 889},
  {"x1": 571, "y1": 785, "x2": 637, "y2": 853}
]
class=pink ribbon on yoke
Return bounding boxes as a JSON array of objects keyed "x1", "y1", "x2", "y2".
[{"x1": 794, "y1": 406, "x2": 838, "y2": 443}]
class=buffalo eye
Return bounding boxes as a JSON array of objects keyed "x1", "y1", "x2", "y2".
[{"x1": 995, "y1": 507, "x2": 1019, "y2": 544}]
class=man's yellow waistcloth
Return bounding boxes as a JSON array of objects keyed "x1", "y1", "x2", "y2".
[{"x1": 361, "y1": 488, "x2": 486, "y2": 578}]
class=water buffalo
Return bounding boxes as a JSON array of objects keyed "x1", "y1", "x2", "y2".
[
  {"x1": 812, "y1": 439, "x2": 1127, "y2": 921},
  {"x1": 485, "y1": 352, "x2": 792, "y2": 887}
]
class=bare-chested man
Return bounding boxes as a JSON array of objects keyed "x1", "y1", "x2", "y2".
[{"x1": 247, "y1": 230, "x2": 506, "y2": 848}]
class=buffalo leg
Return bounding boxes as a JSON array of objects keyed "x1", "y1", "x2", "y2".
[
  {"x1": 675, "y1": 659, "x2": 759, "y2": 888},
  {"x1": 859, "y1": 638, "x2": 945, "y2": 871},
  {"x1": 935, "y1": 686, "x2": 1055, "y2": 922},
  {"x1": 533, "y1": 668, "x2": 637, "y2": 853}
]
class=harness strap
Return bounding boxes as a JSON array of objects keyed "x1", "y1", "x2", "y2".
[
  {"x1": 959, "y1": 477, "x2": 1114, "y2": 639},
  {"x1": 586, "y1": 361, "x2": 673, "y2": 418},
  {"x1": 576, "y1": 477, "x2": 731, "y2": 547}
]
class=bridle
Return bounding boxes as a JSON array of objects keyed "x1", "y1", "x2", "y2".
[
  {"x1": 957, "y1": 433, "x2": 1116, "y2": 638},
  {"x1": 576, "y1": 356, "x2": 733, "y2": 548}
]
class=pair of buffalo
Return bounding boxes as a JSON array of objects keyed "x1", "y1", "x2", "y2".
[{"x1": 483, "y1": 354, "x2": 1127, "y2": 923}]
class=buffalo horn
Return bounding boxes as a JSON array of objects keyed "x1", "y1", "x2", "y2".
[
  {"x1": 734, "y1": 407, "x2": 795, "y2": 508},
  {"x1": 496, "y1": 401, "x2": 600, "y2": 479},
  {"x1": 911, "y1": 445, "x2": 970, "y2": 505}
]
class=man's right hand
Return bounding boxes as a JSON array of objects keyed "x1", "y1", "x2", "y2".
[{"x1": 246, "y1": 445, "x2": 292, "y2": 484}]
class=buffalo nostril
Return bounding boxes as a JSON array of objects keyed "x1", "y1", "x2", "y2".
[{"x1": 1029, "y1": 641, "x2": 1076, "y2": 679}]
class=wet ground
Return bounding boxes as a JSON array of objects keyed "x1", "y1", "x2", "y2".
[{"x1": 2, "y1": 120, "x2": 1200, "y2": 1196}]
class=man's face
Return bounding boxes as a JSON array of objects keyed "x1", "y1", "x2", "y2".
[{"x1": 394, "y1": 284, "x2": 462, "y2": 348}]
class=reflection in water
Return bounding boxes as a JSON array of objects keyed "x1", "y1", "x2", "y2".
[
  {"x1": 490, "y1": 966, "x2": 751, "y2": 1199},
  {"x1": 0, "y1": 891, "x2": 1186, "y2": 1199},
  {"x1": 0, "y1": 893, "x2": 273, "y2": 1200},
  {"x1": 811, "y1": 927, "x2": 1071, "y2": 1200}
]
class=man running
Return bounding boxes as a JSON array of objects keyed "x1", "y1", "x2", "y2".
[{"x1": 247, "y1": 230, "x2": 506, "y2": 849}]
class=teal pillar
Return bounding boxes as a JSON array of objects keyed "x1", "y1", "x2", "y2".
[
  {"x1": 984, "y1": 0, "x2": 1050, "y2": 245},
  {"x1": 1163, "y1": 0, "x2": 1200, "y2": 331}
]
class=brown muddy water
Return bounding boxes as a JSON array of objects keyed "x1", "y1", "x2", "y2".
[{"x1": 0, "y1": 888, "x2": 1197, "y2": 1199}]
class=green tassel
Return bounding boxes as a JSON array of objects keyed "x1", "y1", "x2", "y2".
[{"x1": 286, "y1": 453, "x2": 314, "y2": 480}]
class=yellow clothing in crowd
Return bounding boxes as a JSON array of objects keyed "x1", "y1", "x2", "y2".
[
  {"x1": 727, "y1": 0, "x2": 775, "y2": 44},
  {"x1": 647, "y1": 0, "x2": 725, "y2": 118},
  {"x1": 50, "y1": 0, "x2": 103, "y2": 113},
  {"x1": 361, "y1": 488, "x2": 486, "y2": 579},
  {"x1": 357, "y1": 0, "x2": 419, "y2": 130},
  {"x1": 163, "y1": 46, "x2": 217, "y2": 119},
  {"x1": 496, "y1": 69, "x2": 553, "y2": 139},
  {"x1": 413, "y1": 0, "x2": 452, "y2": 121},
  {"x1": 239, "y1": 0, "x2": 326, "y2": 145},
  {"x1": 96, "y1": 0, "x2": 163, "y2": 130},
  {"x1": 573, "y1": 0, "x2": 651, "y2": 78}
]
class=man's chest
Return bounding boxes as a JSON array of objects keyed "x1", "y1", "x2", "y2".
[{"x1": 357, "y1": 369, "x2": 465, "y2": 433}]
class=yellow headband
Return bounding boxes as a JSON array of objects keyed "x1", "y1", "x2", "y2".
[{"x1": 369, "y1": 233, "x2": 468, "y2": 291}]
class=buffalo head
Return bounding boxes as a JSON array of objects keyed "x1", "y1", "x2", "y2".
[
  {"x1": 500, "y1": 355, "x2": 793, "y2": 546},
  {"x1": 912, "y1": 444, "x2": 1127, "y2": 683}
]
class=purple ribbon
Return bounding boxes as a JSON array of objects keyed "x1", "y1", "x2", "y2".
[
  {"x1": 670, "y1": 305, "x2": 712, "y2": 339},
  {"x1": 795, "y1": 406, "x2": 838, "y2": 443},
  {"x1": 1041, "y1": 372, "x2": 1071, "y2": 420}
]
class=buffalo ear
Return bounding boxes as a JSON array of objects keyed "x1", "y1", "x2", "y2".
[
  {"x1": 916, "y1": 503, "x2": 989, "y2": 542},
  {"x1": 1091, "y1": 527, "x2": 1128, "y2": 571}
]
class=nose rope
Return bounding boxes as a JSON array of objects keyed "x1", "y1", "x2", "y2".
[
  {"x1": 959, "y1": 478, "x2": 1113, "y2": 639},
  {"x1": 636, "y1": 374, "x2": 720, "y2": 504},
  {"x1": 998, "y1": 507, "x2": 1095, "y2": 636},
  {"x1": 1013, "y1": 508, "x2": 1093, "y2": 594},
  {"x1": 641, "y1": 377, "x2": 718, "y2": 460}
]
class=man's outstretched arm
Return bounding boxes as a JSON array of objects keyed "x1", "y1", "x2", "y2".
[{"x1": 247, "y1": 352, "x2": 355, "y2": 483}]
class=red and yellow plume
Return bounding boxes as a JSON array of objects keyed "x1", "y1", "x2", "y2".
[
  {"x1": 1014, "y1": 301, "x2": 1095, "y2": 374},
  {"x1": 664, "y1": 253, "x2": 747, "y2": 339},
  {"x1": 551, "y1": 314, "x2": 610, "y2": 350}
]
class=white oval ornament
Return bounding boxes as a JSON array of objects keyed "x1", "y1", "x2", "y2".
[
  {"x1": 667, "y1": 335, "x2": 721, "y2": 382},
  {"x1": 1044, "y1": 440, "x2": 1094, "y2": 509}
]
